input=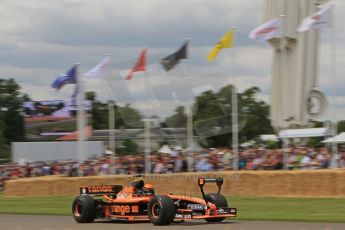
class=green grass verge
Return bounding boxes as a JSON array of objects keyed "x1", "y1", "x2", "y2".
[
  {"x1": 228, "y1": 196, "x2": 345, "y2": 223},
  {"x1": 0, "y1": 193, "x2": 345, "y2": 223},
  {"x1": 0, "y1": 193, "x2": 72, "y2": 215}
]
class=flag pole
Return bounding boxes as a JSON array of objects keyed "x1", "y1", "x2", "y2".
[
  {"x1": 330, "y1": 5, "x2": 337, "y2": 168},
  {"x1": 280, "y1": 14, "x2": 288, "y2": 170},
  {"x1": 142, "y1": 47, "x2": 153, "y2": 174},
  {"x1": 76, "y1": 63, "x2": 85, "y2": 164},
  {"x1": 107, "y1": 55, "x2": 116, "y2": 159},
  {"x1": 229, "y1": 27, "x2": 239, "y2": 171},
  {"x1": 231, "y1": 84, "x2": 239, "y2": 170},
  {"x1": 187, "y1": 105, "x2": 194, "y2": 172},
  {"x1": 144, "y1": 118, "x2": 151, "y2": 174},
  {"x1": 110, "y1": 100, "x2": 116, "y2": 174},
  {"x1": 182, "y1": 38, "x2": 194, "y2": 172},
  {"x1": 99, "y1": 54, "x2": 117, "y2": 173},
  {"x1": 143, "y1": 76, "x2": 151, "y2": 175},
  {"x1": 108, "y1": 100, "x2": 115, "y2": 151}
]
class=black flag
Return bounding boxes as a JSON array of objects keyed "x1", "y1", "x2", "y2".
[{"x1": 161, "y1": 41, "x2": 188, "y2": 71}]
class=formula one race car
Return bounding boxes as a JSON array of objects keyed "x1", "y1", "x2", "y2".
[{"x1": 72, "y1": 176, "x2": 237, "y2": 225}]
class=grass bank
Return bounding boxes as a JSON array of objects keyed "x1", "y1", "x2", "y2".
[
  {"x1": 229, "y1": 196, "x2": 345, "y2": 223},
  {"x1": 0, "y1": 193, "x2": 71, "y2": 215},
  {"x1": 0, "y1": 193, "x2": 344, "y2": 223}
]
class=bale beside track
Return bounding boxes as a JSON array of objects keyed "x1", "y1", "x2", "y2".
[{"x1": 4, "y1": 169, "x2": 345, "y2": 197}]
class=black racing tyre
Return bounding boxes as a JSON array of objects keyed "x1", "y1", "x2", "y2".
[
  {"x1": 72, "y1": 195, "x2": 97, "y2": 223},
  {"x1": 204, "y1": 193, "x2": 228, "y2": 223},
  {"x1": 148, "y1": 195, "x2": 176, "y2": 225}
]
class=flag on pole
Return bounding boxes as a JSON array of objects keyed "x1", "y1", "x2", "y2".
[
  {"x1": 84, "y1": 56, "x2": 111, "y2": 78},
  {"x1": 161, "y1": 41, "x2": 188, "y2": 71},
  {"x1": 297, "y1": 4, "x2": 333, "y2": 32},
  {"x1": 51, "y1": 65, "x2": 77, "y2": 90},
  {"x1": 68, "y1": 84, "x2": 79, "y2": 106},
  {"x1": 207, "y1": 29, "x2": 235, "y2": 61},
  {"x1": 126, "y1": 48, "x2": 147, "y2": 80},
  {"x1": 249, "y1": 18, "x2": 283, "y2": 42}
]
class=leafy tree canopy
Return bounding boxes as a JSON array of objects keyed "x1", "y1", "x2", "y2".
[
  {"x1": 165, "y1": 85, "x2": 274, "y2": 147},
  {"x1": 165, "y1": 106, "x2": 187, "y2": 128},
  {"x1": 0, "y1": 78, "x2": 29, "y2": 159}
]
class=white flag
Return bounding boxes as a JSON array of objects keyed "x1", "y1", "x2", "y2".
[
  {"x1": 84, "y1": 56, "x2": 111, "y2": 78},
  {"x1": 249, "y1": 18, "x2": 283, "y2": 42},
  {"x1": 297, "y1": 4, "x2": 333, "y2": 32}
]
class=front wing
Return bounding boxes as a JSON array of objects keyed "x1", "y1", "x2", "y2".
[
  {"x1": 175, "y1": 207, "x2": 237, "y2": 220},
  {"x1": 101, "y1": 205, "x2": 237, "y2": 221}
]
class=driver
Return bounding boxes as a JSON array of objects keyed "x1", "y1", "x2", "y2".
[
  {"x1": 142, "y1": 184, "x2": 155, "y2": 195},
  {"x1": 130, "y1": 179, "x2": 145, "y2": 195},
  {"x1": 130, "y1": 180, "x2": 155, "y2": 195}
]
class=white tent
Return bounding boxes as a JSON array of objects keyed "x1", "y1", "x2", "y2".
[
  {"x1": 173, "y1": 145, "x2": 183, "y2": 151},
  {"x1": 279, "y1": 128, "x2": 330, "y2": 139},
  {"x1": 104, "y1": 149, "x2": 114, "y2": 155},
  {"x1": 322, "y1": 132, "x2": 345, "y2": 143},
  {"x1": 260, "y1": 134, "x2": 278, "y2": 141},
  {"x1": 158, "y1": 145, "x2": 173, "y2": 154},
  {"x1": 183, "y1": 142, "x2": 203, "y2": 152},
  {"x1": 240, "y1": 140, "x2": 256, "y2": 148}
]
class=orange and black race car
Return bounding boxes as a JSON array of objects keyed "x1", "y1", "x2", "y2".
[{"x1": 72, "y1": 176, "x2": 237, "y2": 225}]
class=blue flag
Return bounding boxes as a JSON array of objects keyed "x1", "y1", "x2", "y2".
[
  {"x1": 51, "y1": 65, "x2": 77, "y2": 90},
  {"x1": 69, "y1": 84, "x2": 79, "y2": 106}
]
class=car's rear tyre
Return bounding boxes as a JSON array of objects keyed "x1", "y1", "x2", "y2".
[
  {"x1": 148, "y1": 195, "x2": 176, "y2": 225},
  {"x1": 72, "y1": 195, "x2": 97, "y2": 223},
  {"x1": 204, "y1": 193, "x2": 228, "y2": 223}
]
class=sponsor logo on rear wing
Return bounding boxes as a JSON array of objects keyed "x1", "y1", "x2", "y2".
[{"x1": 80, "y1": 185, "x2": 123, "y2": 195}]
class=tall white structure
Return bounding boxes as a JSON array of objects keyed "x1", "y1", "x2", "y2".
[{"x1": 265, "y1": 0, "x2": 328, "y2": 131}]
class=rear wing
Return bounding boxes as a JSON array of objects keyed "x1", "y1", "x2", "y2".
[
  {"x1": 80, "y1": 185, "x2": 123, "y2": 196},
  {"x1": 198, "y1": 177, "x2": 223, "y2": 201}
]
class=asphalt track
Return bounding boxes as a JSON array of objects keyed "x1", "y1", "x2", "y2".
[{"x1": 0, "y1": 215, "x2": 345, "y2": 230}]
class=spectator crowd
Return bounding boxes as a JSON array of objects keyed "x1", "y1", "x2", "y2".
[{"x1": 1, "y1": 146, "x2": 345, "y2": 190}]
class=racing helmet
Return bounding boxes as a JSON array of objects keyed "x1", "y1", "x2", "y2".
[
  {"x1": 143, "y1": 184, "x2": 155, "y2": 195},
  {"x1": 130, "y1": 179, "x2": 144, "y2": 190}
]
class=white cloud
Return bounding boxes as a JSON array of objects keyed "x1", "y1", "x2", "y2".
[{"x1": 0, "y1": 0, "x2": 344, "y2": 121}]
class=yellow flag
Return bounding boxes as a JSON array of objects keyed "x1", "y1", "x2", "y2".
[{"x1": 207, "y1": 29, "x2": 235, "y2": 62}]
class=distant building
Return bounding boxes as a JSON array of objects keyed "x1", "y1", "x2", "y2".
[
  {"x1": 148, "y1": 115, "x2": 162, "y2": 128},
  {"x1": 91, "y1": 128, "x2": 187, "y2": 151}
]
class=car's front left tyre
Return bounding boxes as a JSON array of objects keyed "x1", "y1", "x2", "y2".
[
  {"x1": 204, "y1": 193, "x2": 228, "y2": 223},
  {"x1": 148, "y1": 195, "x2": 176, "y2": 225},
  {"x1": 72, "y1": 195, "x2": 97, "y2": 223}
]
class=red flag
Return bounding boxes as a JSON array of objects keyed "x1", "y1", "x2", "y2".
[{"x1": 126, "y1": 48, "x2": 147, "y2": 80}]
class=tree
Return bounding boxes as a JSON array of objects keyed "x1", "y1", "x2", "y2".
[
  {"x1": 90, "y1": 101, "x2": 108, "y2": 130},
  {"x1": 238, "y1": 87, "x2": 274, "y2": 142},
  {"x1": 116, "y1": 104, "x2": 144, "y2": 129},
  {"x1": 86, "y1": 92, "x2": 144, "y2": 130},
  {"x1": 337, "y1": 120, "x2": 345, "y2": 134},
  {"x1": 0, "y1": 119, "x2": 8, "y2": 159},
  {"x1": 172, "y1": 85, "x2": 275, "y2": 148},
  {"x1": 192, "y1": 89, "x2": 228, "y2": 147},
  {"x1": 117, "y1": 139, "x2": 139, "y2": 155},
  {"x1": 0, "y1": 78, "x2": 28, "y2": 159},
  {"x1": 86, "y1": 91, "x2": 96, "y2": 102},
  {"x1": 165, "y1": 106, "x2": 187, "y2": 128}
]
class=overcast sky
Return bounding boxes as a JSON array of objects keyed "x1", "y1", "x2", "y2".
[{"x1": 1, "y1": 0, "x2": 344, "y2": 121}]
